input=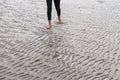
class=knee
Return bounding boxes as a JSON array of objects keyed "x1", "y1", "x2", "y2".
[{"x1": 47, "y1": 7, "x2": 52, "y2": 12}]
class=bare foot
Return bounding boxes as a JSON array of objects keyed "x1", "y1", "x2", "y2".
[
  {"x1": 47, "y1": 25, "x2": 52, "y2": 29},
  {"x1": 57, "y1": 21, "x2": 63, "y2": 24}
]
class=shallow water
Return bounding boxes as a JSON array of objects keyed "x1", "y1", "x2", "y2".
[{"x1": 0, "y1": 0, "x2": 120, "y2": 80}]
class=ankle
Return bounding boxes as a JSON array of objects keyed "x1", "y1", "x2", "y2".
[
  {"x1": 48, "y1": 20, "x2": 51, "y2": 24},
  {"x1": 58, "y1": 16, "x2": 61, "y2": 20},
  {"x1": 58, "y1": 16, "x2": 62, "y2": 22}
]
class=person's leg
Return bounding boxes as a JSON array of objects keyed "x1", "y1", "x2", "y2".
[
  {"x1": 54, "y1": 0, "x2": 62, "y2": 24},
  {"x1": 46, "y1": 0, "x2": 52, "y2": 29}
]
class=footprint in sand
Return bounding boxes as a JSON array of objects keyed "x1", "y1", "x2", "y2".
[{"x1": 97, "y1": 0, "x2": 105, "y2": 3}]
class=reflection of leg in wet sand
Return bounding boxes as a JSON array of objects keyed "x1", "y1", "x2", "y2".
[
  {"x1": 48, "y1": 30, "x2": 58, "y2": 57},
  {"x1": 46, "y1": 0, "x2": 62, "y2": 29}
]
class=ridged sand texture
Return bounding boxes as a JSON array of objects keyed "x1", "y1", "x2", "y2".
[{"x1": 0, "y1": 0, "x2": 120, "y2": 80}]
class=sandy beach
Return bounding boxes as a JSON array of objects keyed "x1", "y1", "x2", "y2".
[{"x1": 0, "y1": 0, "x2": 120, "y2": 80}]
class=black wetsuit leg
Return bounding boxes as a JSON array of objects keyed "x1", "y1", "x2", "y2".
[
  {"x1": 54, "y1": 0, "x2": 61, "y2": 16},
  {"x1": 46, "y1": 0, "x2": 52, "y2": 20},
  {"x1": 46, "y1": 0, "x2": 61, "y2": 20}
]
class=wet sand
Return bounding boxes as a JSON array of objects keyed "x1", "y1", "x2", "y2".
[{"x1": 0, "y1": 0, "x2": 120, "y2": 80}]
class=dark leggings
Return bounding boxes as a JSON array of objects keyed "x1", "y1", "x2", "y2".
[{"x1": 46, "y1": 0, "x2": 61, "y2": 20}]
